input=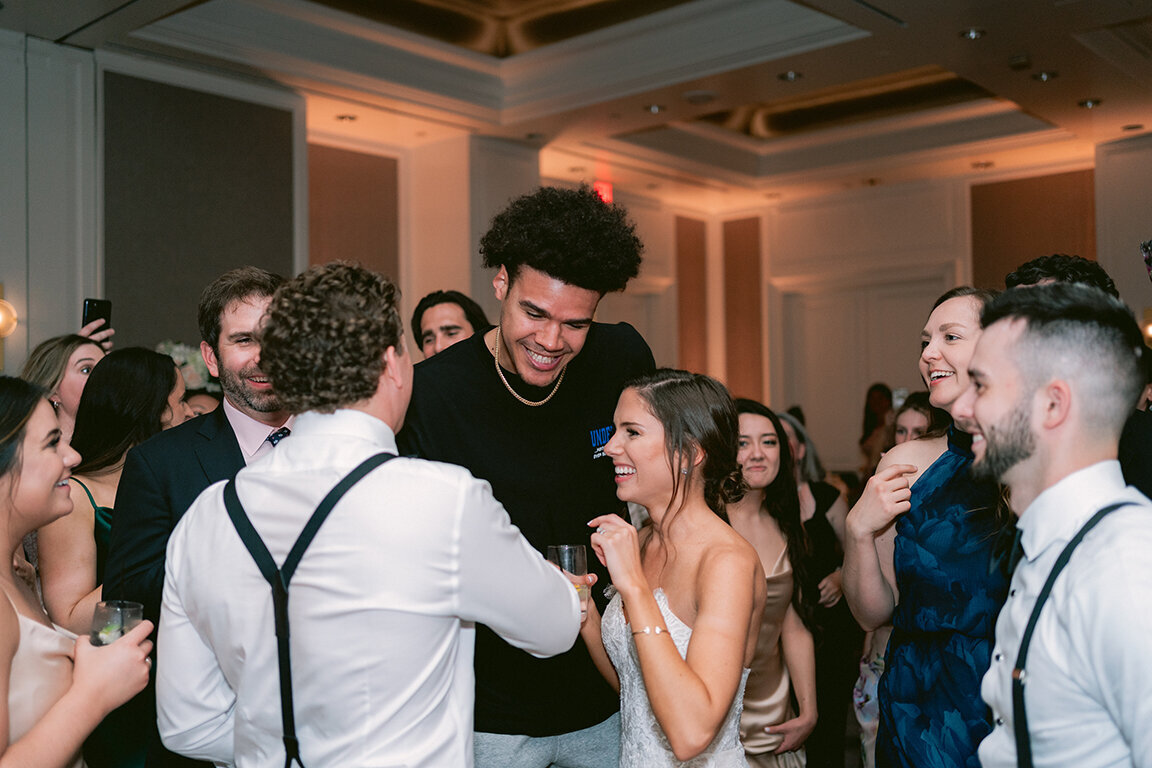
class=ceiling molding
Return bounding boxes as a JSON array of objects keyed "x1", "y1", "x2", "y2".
[
  {"x1": 131, "y1": 0, "x2": 869, "y2": 128},
  {"x1": 499, "y1": 0, "x2": 869, "y2": 121},
  {"x1": 131, "y1": 0, "x2": 505, "y2": 118}
]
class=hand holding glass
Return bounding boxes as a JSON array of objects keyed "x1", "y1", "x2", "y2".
[
  {"x1": 547, "y1": 545, "x2": 589, "y2": 616},
  {"x1": 90, "y1": 600, "x2": 143, "y2": 646}
]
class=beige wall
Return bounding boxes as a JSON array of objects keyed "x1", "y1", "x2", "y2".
[
  {"x1": 309, "y1": 144, "x2": 399, "y2": 278},
  {"x1": 723, "y1": 217, "x2": 763, "y2": 400},
  {"x1": 676, "y1": 216, "x2": 707, "y2": 374},
  {"x1": 970, "y1": 170, "x2": 1096, "y2": 291}
]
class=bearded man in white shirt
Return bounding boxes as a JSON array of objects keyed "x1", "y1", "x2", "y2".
[
  {"x1": 157, "y1": 262, "x2": 581, "y2": 768},
  {"x1": 950, "y1": 282, "x2": 1152, "y2": 767}
]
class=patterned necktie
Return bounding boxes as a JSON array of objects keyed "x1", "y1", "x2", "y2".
[{"x1": 266, "y1": 426, "x2": 291, "y2": 446}]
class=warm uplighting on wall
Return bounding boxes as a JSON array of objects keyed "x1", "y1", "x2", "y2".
[
  {"x1": 0, "y1": 301, "x2": 15, "y2": 337},
  {"x1": 593, "y1": 180, "x2": 613, "y2": 204},
  {"x1": 0, "y1": 284, "x2": 18, "y2": 372}
]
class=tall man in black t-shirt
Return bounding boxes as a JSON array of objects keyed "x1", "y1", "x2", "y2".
[{"x1": 398, "y1": 185, "x2": 655, "y2": 768}]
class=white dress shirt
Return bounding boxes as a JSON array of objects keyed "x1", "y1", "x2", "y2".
[
  {"x1": 979, "y1": 460, "x2": 1152, "y2": 768},
  {"x1": 158, "y1": 408, "x2": 580, "y2": 768}
]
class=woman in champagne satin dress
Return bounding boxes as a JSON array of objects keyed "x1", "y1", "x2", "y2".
[
  {"x1": 0, "y1": 376, "x2": 154, "y2": 768},
  {"x1": 729, "y1": 400, "x2": 818, "y2": 768}
]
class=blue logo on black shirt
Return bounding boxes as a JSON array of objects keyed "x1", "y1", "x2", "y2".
[{"x1": 590, "y1": 425, "x2": 614, "y2": 460}]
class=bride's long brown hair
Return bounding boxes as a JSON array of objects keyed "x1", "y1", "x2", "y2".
[{"x1": 627, "y1": 369, "x2": 745, "y2": 559}]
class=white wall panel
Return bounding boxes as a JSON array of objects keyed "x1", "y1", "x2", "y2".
[
  {"x1": 26, "y1": 39, "x2": 97, "y2": 346},
  {"x1": 405, "y1": 135, "x2": 471, "y2": 321},
  {"x1": 0, "y1": 31, "x2": 28, "y2": 373},
  {"x1": 770, "y1": 181, "x2": 962, "y2": 278},
  {"x1": 597, "y1": 192, "x2": 677, "y2": 367},
  {"x1": 767, "y1": 179, "x2": 967, "y2": 475},
  {"x1": 469, "y1": 137, "x2": 540, "y2": 318},
  {"x1": 1095, "y1": 134, "x2": 1152, "y2": 313}
]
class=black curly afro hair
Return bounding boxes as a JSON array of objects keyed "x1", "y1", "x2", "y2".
[{"x1": 480, "y1": 185, "x2": 643, "y2": 294}]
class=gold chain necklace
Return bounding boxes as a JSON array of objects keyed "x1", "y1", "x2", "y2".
[{"x1": 494, "y1": 326, "x2": 566, "y2": 407}]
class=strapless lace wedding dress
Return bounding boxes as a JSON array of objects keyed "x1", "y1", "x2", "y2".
[{"x1": 602, "y1": 587, "x2": 750, "y2": 767}]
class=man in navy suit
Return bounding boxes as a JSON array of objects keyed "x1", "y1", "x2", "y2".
[{"x1": 104, "y1": 265, "x2": 290, "y2": 767}]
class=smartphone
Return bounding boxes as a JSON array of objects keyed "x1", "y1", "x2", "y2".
[{"x1": 82, "y1": 298, "x2": 112, "y2": 329}]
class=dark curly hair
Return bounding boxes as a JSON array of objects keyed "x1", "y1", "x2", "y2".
[
  {"x1": 71, "y1": 348, "x2": 179, "y2": 474},
  {"x1": 735, "y1": 398, "x2": 816, "y2": 630},
  {"x1": 260, "y1": 263, "x2": 403, "y2": 414},
  {"x1": 480, "y1": 185, "x2": 643, "y2": 294},
  {"x1": 198, "y1": 266, "x2": 285, "y2": 351},
  {"x1": 1005, "y1": 253, "x2": 1118, "y2": 298},
  {"x1": 627, "y1": 369, "x2": 745, "y2": 526}
]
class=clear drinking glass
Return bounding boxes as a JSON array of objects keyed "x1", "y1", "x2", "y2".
[
  {"x1": 90, "y1": 600, "x2": 144, "y2": 646},
  {"x1": 547, "y1": 544, "x2": 589, "y2": 616}
]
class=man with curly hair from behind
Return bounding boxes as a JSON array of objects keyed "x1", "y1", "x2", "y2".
[
  {"x1": 157, "y1": 263, "x2": 581, "y2": 768},
  {"x1": 399, "y1": 185, "x2": 656, "y2": 768}
]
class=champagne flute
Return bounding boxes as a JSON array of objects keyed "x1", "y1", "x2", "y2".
[
  {"x1": 90, "y1": 600, "x2": 143, "y2": 646},
  {"x1": 547, "y1": 544, "x2": 589, "y2": 616}
]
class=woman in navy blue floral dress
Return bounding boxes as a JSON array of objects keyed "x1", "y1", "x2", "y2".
[{"x1": 841, "y1": 287, "x2": 1011, "y2": 768}]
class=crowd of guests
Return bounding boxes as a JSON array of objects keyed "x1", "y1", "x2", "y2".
[{"x1": 3, "y1": 184, "x2": 1150, "y2": 768}]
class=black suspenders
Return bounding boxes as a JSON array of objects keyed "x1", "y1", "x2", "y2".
[
  {"x1": 222, "y1": 452, "x2": 397, "y2": 768},
  {"x1": 1012, "y1": 501, "x2": 1133, "y2": 768}
]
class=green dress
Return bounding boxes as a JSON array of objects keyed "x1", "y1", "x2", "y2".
[{"x1": 71, "y1": 477, "x2": 146, "y2": 768}]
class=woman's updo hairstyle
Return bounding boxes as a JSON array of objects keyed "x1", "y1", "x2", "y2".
[
  {"x1": 0, "y1": 377, "x2": 47, "y2": 482},
  {"x1": 626, "y1": 369, "x2": 745, "y2": 518}
]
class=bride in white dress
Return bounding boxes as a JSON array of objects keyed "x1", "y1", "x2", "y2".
[{"x1": 582, "y1": 370, "x2": 767, "y2": 767}]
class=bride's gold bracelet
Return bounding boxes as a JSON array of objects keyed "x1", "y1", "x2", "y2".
[{"x1": 631, "y1": 626, "x2": 669, "y2": 636}]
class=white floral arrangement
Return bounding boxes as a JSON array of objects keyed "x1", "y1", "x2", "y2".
[{"x1": 155, "y1": 340, "x2": 220, "y2": 393}]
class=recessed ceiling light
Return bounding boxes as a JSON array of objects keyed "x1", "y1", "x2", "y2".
[
  {"x1": 645, "y1": 104, "x2": 666, "y2": 114},
  {"x1": 1078, "y1": 98, "x2": 1103, "y2": 109},
  {"x1": 1032, "y1": 71, "x2": 1058, "y2": 83},
  {"x1": 778, "y1": 71, "x2": 802, "y2": 82},
  {"x1": 682, "y1": 90, "x2": 717, "y2": 105},
  {"x1": 646, "y1": 183, "x2": 661, "y2": 190},
  {"x1": 568, "y1": 166, "x2": 586, "y2": 173},
  {"x1": 972, "y1": 161, "x2": 994, "y2": 170},
  {"x1": 959, "y1": 28, "x2": 985, "y2": 40},
  {"x1": 763, "y1": 192, "x2": 782, "y2": 199},
  {"x1": 525, "y1": 132, "x2": 545, "y2": 141},
  {"x1": 335, "y1": 114, "x2": 357, "y2": 122},
  {"x1": 1123, "y1": 124, "x2": 1145, "y2": 132}
]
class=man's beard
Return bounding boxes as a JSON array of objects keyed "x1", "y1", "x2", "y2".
[
  {"x1": 217, "y1": 364, "x2": 282, "y2": 414},
  {"x1": 971, "y1": 399, "x2": 1035, "y2": 482}
]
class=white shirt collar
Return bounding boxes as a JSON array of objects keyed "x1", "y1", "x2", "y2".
[
  {"x1": 287, "y1": 409, "x2": 398, "y2": 453},
  {"x1": 1017, "y1": 460, "x2": 1127, "y2": 563}
]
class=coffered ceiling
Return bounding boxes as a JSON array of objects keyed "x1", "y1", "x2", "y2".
[{"x1": 3, "y1": 0, "x2": 1151, "y2": 209}]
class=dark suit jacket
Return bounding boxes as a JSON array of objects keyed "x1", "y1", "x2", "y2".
[
  {"x1": 105, "y1": 405, "x2": 244, "y2": 622},
  {"x1": 103, "y1": 406, "x2": 243, "y2": 768},
  {"x1": 1121, "y1": 408, "x2": 1152, "y2": 500}
]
